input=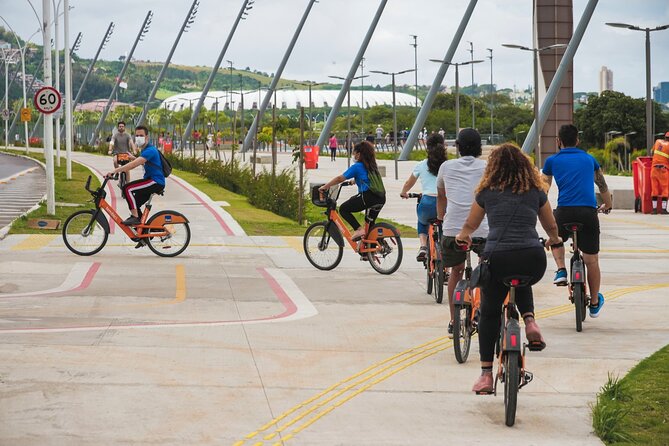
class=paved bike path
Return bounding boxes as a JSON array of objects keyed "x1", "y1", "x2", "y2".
[{"x1": 0, "y1": 150, "x2": 667, "y2": 445}]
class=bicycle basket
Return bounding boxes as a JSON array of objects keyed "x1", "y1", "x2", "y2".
[{"x1": 311, "y1": 184, "x2": 328, "y2": 207}]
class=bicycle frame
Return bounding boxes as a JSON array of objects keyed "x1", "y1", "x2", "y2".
[
  {"x1": 567, "y1": 227, "x2": 588, "y2": 300},
  {"x1": 87, "y1": 177, "x2": 186, "y2": 241}
]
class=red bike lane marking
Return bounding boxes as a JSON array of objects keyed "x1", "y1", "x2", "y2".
[
  {"x1": 0, "y1": 267, "x2": 313, "y2": 333},
  {"x1": 169, "y1": 176, "x2": 234, "y2": 236},
  {"x1": 0, "y1": 262, "x2": 101, "y2": 299}
]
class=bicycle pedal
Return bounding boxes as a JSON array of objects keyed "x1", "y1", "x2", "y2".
[{"x1": 519, "y1": 371, "x2": 534, "y2": 389}]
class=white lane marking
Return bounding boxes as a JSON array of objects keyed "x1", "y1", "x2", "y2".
[
  {"x1": 0, "y1": 262, "x2": 98, "y2": 299},
  {"x1": 0, "y1": 267, "x2": 318, "y2": 333}
]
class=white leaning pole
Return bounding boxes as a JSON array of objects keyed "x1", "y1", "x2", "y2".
[
  {"x1": 63, "y1": 0, "x2": 72, "y2": 179},
  {"x1": 42, "y1": 0, "x2": 55, "y2": 215},
  {"x1": 53, "y1": 0, "x2": 61, "y2": 167}
]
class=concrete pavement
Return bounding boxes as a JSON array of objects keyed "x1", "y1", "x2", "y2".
[{"x1": 0, "y1": 150, "x2": 666, "y2": 445}]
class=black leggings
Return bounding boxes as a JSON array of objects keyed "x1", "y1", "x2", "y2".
[
  {"x1": 330, "y1": 147, "x2": 337, "y2": 160},
  {"x1": 339, "y1": 191, "x2": 386, "y2": 230},
  {"x1": 478, "y1": 247, "x2": 547, "y2": 362}
]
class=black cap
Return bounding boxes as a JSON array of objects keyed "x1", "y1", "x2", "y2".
[{"x1": 456, "y1": 128, "x2": 481, "y2": 148}]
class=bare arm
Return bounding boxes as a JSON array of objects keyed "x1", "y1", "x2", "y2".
[
  {"x1": 542, "y1": 173, "x2": 553, "y2": 191},
  {"x1": 400, "y1": 175, "x2": 418, "y2": 198},
  {"x1": 437, "y1": 186, "x2": 447, "y2": 221},
  {"x1": 455, "y1": 202, "x2": 485, "y2": 246},
  {"x1": 538, "y1": 200, "x2": 561, "y2": 245},
  {"x1": 108, "y1": 156, "x2": 146, "y2": 176},
  {"x1": 108, "y1": 136, "x2": 114, "y2": 154},
  {"x1": 594, "y1": 169, "x2": 613, "y2": 210},
  {"x1": 319, "y1": 174, "x2": 347, "y2": 191}
]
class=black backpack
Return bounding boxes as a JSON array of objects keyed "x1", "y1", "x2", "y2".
[{"x1": 146, "y1": 148, "x2": 172, "y2": 178}]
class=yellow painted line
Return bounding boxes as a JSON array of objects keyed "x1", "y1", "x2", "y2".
[
  {"x1": 174, "y1": 264, "x2": 186, "y2": 303},
  {"x1": 606, "y1": 216, "x2": 669, "y2": 231},
  {"x1": 235, "y1": 282, "x2": 669, "y2": 445},
  {"x1": 281, "y1": 236, "x2": 304, "y2": 253},
  {"x1": 11, "y1": 234, "x2": 57, "y2": 251}
]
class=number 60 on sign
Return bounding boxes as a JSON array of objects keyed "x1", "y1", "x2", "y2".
[{"x1": 33, "y1": 86, "x2": 62, "y2": 114}]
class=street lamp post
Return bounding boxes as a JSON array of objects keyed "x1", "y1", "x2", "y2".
[
  {"x1": 429, "y1": 58, "x2": 483, "y2": 135},
  {"x1": 329, "y1": 74, "x2": 368, "y2": 168},
  {"x1": 410, "y1": 35, "x2": 418, "y2": 110},
  {"x1": 606, "y1": 22, "x2": 669, "y2": 154},
  {"x1": 624, "y1": 131, "x2": 637, "y2": 170},
  {"x1": 370, "y1": 68, "x2": 415, "y2": 180},
  {"x1": 467, "y1": 41, "x2": 476, "y2": 128},
  {"x1": 296, "y1": 81, "x2": 324, "y2": 145},
  {"x1": 501, "y1": 42, "x2": 568, "y2": 167},
  {"x1": 487, "y1": 47, "x2": 493, "y2": 142}
]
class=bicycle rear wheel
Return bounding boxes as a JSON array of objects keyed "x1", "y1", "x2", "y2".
[
  {"x1": 62, "y1": 210, "x2": 108, "y2": 256},
  {"x1": 504, "y1": 351, "x2": 520, "y2": 427},
  {"x1": 145, "y1": 211, "x2": 191, "y2": 257},
  {"x1": 367, "y1": 222, "x2": 403, "y2": 275},
  {"x1": 573, "y1": 283, "x2": 585, "y2": 332},
  {"x1": 453, "y1": 302, "x2": 472, "y2": 363},
  {"x1": 303, "y1": 221, "x2": 343, "y2": 270},
  {"x1": 433, "y1": 242, "x2": 445, "y2": 303},
  {"x1": 426, "y1": 240, "x2": 433, "y2": 295}
]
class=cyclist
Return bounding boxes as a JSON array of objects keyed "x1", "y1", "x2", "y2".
[
  {"x1": 542, "y1": 124, "x2": 612, "y2": 318},
  {"x1": 436, "y1": 128, "x2": 488, "y2": 337},
  {"x1": 400, "y1": 133, "x2": 448, "y2": 261},
  {"x1": 650, "y1": 131, "x2": 669, "y2": 214},
  {"x1": 455, "y1": 144, "x2": 562, "y2": 394},
  {"x1": 107, "y1": 121, "x2": 137, "y2": 182},
  {"x1": 105, "y1": 125, "x2": 165, "y2": 228},
  {"x1": 319, "y1": 141, "x2": 385, "y2": 242}
]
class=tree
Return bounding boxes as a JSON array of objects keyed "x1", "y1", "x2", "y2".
[{"x1": 574, "y1": 90, "x2": 669, "y2": 150}]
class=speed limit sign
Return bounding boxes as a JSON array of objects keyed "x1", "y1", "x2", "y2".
[{"x1": 33, "y1": 86, "x2": 62, "y2": 114}]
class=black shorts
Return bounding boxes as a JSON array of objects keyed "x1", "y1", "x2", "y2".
[
  {"x1": 441, "y1": 236, "x2": 486, "y2": 267},
  {"x1": 554, "y1": 206, "x2": 600, "y2": 254}
]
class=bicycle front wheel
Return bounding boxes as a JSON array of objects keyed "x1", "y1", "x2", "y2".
[
  {"x1": 119, "y1": 171, "x2": 127, "y2": 189},
  {"x1": 145, "y1": 211, "x2": 191, "y2": 257},
  {"x1": 303, "y1": 221, "x2": 343, "y2": 270},
  {"x1": 367, "y1": 222, "x2": 403, "y2": 275},
  {"x1": 573, "y1": 283, "x2": 585, "y2": 332},
  {"x1": 453, "y1": 302, "x2": 472, "y2": 363},
  {"x1": 504, "y1": 351, "x2": 520, "y2": 427},
  {"x1": 62, "y1": 210, "x2": 108, "y2": 256}
]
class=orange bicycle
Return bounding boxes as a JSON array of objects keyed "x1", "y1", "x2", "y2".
[
  {"x1": 451, "y1": 237, "x2": 486, "y2": 363},
  {"x1": 407, "y1": 193, "x2": 449, "y2": 303},
  {"x1": 304, "y1": 181, "x2": 403, "y2": 274},
  {"x1": 62, "y1": 176, "x2": 190, "y2": 257}
]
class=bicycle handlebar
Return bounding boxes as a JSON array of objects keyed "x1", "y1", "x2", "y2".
[
  {"x1": 84, "y1": 175, "x2": 110, "y2": 195},
  {"x1": 407, "y1": 193, "x2": 422, "y2": 199}
]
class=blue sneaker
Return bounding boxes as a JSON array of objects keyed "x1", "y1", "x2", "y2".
[
  {"x1": 553, "y1": 268, "x2": 568, "y2": 286},
  {"x1": 589, "y1": 293, "x2": 605, "y2": 318}
]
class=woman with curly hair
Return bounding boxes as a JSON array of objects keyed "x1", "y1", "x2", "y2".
[
  {"x1": 400, "y1": 133, "x2": 448, "y2": 261},
  {"x1": 455, "y1": 143, "x2": 562, "y2": 394}
]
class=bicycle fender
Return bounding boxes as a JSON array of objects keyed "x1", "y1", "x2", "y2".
[
  {"x1": 151, "y1": 211, "x2": 189, "y2": 225},
  {"x1": 504, "y1": 318, "x2": 522, "y2": 352},
  {"x1": 571, "y1": 260, "x2": 585, "y2": 283},
  {"x1": 367, "y1": 223, "x2": 397, "y2": 240},
  {"x1": 326, "y1": 221, "x2": 345, "y2": 247},
  {"x1": 452, "y1": 280, "x2": 471, "y2": 306},
  {"x1": 94, "y1": 210, "x2": 110, "y2": 234}
]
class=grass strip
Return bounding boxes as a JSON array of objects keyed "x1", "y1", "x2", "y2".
[
  {"x1": 592, "y1": 344, "x2": 669, "y2": 445},
  {"x1": 2, "y1": 150, "x2": 100, "y2": 235}
]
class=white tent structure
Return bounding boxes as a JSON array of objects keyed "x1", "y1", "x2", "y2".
[{"x1": 160, "y1": 89, "x2": 420, "y2": 112}]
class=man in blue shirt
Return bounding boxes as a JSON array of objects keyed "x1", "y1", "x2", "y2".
[
  {"x1": 106, "y1": 125, "x2": 166, "y2": 227},
  {"x1": 542, "y1": 124, "x2": 612, "y2": 318}
]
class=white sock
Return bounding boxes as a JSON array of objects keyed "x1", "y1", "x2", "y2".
[
  {"x1": 663, "y1": 200, "x2": 668, "y2": 210},
  {"x1": 653, "y1": 199, "x2": 658, "y2": 208}
]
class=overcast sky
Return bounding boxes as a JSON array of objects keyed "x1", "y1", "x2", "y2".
[{"x1": 2, "y1": 0, "x2": 669, "y2": 98}]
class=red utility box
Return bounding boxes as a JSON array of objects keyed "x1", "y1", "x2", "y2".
[
  {"x1": 633, "y1": 156, "x2": 652, "y2": 213},
  {"x1": 303, "y1": 145, "x2": 319, "y2": 169}
]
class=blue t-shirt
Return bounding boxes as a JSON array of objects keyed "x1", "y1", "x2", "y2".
[
  {"x1": 343, "y1": 161, "x2": 369, "y2": 193},
  {"x1": 543, "y1": 147, "x2": 599, "y2": 208},
  {"x1": 141, "y1": 145, "x2": 166, "y2": 186}
]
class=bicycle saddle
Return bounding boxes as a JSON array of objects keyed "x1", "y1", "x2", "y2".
[
  {"x1": 563, "y1": 222, "x2": 583, "y2": 232},
  {"x1": 502, "y1": 275, "x2": 534, "y2": 288},
  {"x1": 427, "y1": 218, "x2": 440, "y2": 224}
]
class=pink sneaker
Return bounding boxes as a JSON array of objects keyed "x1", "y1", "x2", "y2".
[{"x1": 472, "y1": 373, "x2": 493, "y2": 394}]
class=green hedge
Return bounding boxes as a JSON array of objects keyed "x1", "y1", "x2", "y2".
[{"x1": 166, "y1": 154, "x2": 301, "y2": 221}]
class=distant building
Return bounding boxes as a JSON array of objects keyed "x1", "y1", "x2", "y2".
[
  {"x1": 599, "y1": 66, "x2": 613, "y2": 93},
  {"x1": 75, "y1": 99, "x2": 132, "y2": 112},
  {"x1": 653, "y1": 82, "x2": 669, "y2": 104}
]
